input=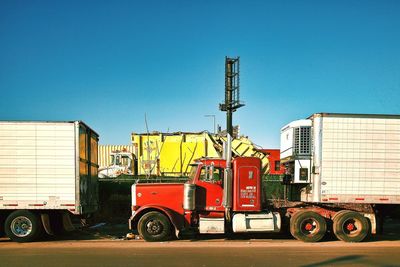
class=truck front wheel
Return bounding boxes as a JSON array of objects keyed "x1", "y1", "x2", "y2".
[
  {"x1": 333, "y1": 211, "x2": 369, "y2": 242},
  {"x1": 290, "y1": 211, "x2": 327, "y2": 242},
  {"x1": 5, "y1": 210, "x2": 44, "y2": 242},
  {"x1": 138, "y1": 211, "x2": 172, "y2": 242}
]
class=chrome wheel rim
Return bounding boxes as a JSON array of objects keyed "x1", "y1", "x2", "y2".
[
  {"x1": 342, "y1": 218, "x2": 362, "y2": 237},
  {"x1": 300, "y1": 218, "x2": 319, "y2": 236},
  {"x1": 146, "y1": 220, "x2": 163, "y2": 235},
  {"x1": 11, "y1": 216, "x2": 33, "y2": 237}
]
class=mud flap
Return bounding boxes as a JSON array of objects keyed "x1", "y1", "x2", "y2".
[
  {"x1": 364, "y1": 213, "x2": 376, "y2": 234},
  {"x1": 62, "y1": 212, "x2": 75, "y2": 232},
  {"x1": 41, "y1": 214, "x2": 54, "y2": 235}
]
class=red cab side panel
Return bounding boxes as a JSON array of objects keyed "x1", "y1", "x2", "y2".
[{"x1": 232, "y1": 157, "x2": 262, "y2": 212}]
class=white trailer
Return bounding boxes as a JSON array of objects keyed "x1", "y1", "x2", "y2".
[
  {"x1": 280, "y1": 113, "x2": 400, "y2": 242},
  {"x1": 0, "y1": 121, "x2": 99, "y2": 242}
]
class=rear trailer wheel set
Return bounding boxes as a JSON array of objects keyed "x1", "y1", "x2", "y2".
[
  {"x1": 289, "y1": 209, "x2": 371, "y2": 242},
  {"x1": 1, "y1": 210, "x2": 76, "y2": 242},
  {"x1": 4, "y1": 210, "x2": 44, "y2": 243}
]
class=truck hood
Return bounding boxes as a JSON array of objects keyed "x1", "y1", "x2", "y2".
[{"x1": 132, "y1": 183, "x2": 185, "y2": 214}]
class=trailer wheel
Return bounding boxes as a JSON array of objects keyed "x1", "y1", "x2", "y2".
[
  {"x1": 290, "y1": 211, "x2": 327, "y2": 242},
  {"x1": 333, "y1": 211, "x2": 369, "y2": 242},
  {"x1": 5, "y1": 210, "x2": 44, "y2": 242},
  {"x1": 138, "y1": 211, "x2": 172, "y2": 242}
]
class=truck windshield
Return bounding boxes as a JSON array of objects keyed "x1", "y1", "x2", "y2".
[
  {"x1": 121, "y1": 155, "x2": 130, "y2": 167},
  {"x1": 188, "y1": 165, "x2": 198, "y2": 181},
  {"x1": 117, "y1": 156, "x2": 121, "y2": 165}
]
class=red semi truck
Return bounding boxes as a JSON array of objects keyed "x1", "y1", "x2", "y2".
[
  {"x1": 129, "y1": 156, "x2": 371, "y2": 243},
  {"x1": 128, "y1": 113, "x2": 400, "y2": 243}
]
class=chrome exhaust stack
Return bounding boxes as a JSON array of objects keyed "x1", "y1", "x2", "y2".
[{"x1": 223, "y1": 134, "x2": 232, "y2": 221}]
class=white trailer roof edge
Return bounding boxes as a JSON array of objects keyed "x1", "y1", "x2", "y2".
[
  {"x1": 0, "y1": 120, "x2": 99, "y2": 137},
  {"x1": 308, "y1": 113, "x2": 400, "y2": 119}
]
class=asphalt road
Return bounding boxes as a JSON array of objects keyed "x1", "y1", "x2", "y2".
[{"x1": 1, "y1": 238, "x2": 400, "y2": 267}]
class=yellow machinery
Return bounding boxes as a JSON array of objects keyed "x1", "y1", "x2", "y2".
[{"x1": 131, "y1": 131, "x2": 269, "y2": 177}]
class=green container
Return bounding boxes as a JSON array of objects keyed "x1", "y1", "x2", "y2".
[{"x1": 262, "y1": 174, "x2": 285, "y2": 200}]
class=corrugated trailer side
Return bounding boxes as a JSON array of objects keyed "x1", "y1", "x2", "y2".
[
  {"x1": 0, "y1": 121, "x2": 99, "y2": 242},
  {"x1": 0, "y1": 121, "x2": 76, "y2": 209},
  {"x1": 310, "y1": 114, "x2": 400, "y2": 204}
]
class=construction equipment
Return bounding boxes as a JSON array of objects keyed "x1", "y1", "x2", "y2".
[{"x1": 98, "y1": 132, "x2": 270, "y2": 179}]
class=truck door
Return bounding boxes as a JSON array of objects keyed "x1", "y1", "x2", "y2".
[
  {"x1": 78, "y1": 124, "x2": 99, "y2": 214},
  {"x1": 195, "y1": 165, "x2": 224, "y2": 212}
]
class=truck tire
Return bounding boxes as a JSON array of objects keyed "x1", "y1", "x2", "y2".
[
  {"x1": 333, "y1": 210, "x2": 369, "y2": 242},
  {"x1": 138, "y1": 211, "x2": 172, "y2": 242},
  {"x1": 5, "y1": 210, "x2": 44, "y2": 242},
  {"x1": 290, "y1": 210, "x2": 327, "y2": 242}
]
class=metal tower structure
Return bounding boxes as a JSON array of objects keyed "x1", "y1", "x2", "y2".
[
  {"x1": 219, "y1": 57, "x2": 245, "y2": 137},
  {"x1": 220, "y1": 56, "x2": 244, "y2": 218}
]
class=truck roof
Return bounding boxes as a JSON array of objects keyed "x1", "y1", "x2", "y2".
[{"x1": 0, "y1": 120, "x2": 99, "y2": 136}]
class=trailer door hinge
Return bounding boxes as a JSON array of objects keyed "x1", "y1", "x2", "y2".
[{"x1": 312, "y1": 166, "x2": 320, "y2": 174}]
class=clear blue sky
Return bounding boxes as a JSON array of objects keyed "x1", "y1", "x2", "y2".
[{"x1": 1, "y1": 0, "x2": 399, "y2": 148}]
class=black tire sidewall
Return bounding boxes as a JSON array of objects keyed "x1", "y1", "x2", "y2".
[
  {"x1": 333, "y1": 211, "x2": 369, "y2": 242},
  {"x1": 138, "y1": 211, "x2": 171, "y2": 242},
  {"x1": 290, "y1": 211, "x2": 327, "y2": 242},
  {"x1": 5, "y1": 210, "x2": 43, "y2": 242}
]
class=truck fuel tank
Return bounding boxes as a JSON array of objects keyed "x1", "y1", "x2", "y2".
[{"x1": 232, "y1": 212, "x2": 281, "y2": 233}]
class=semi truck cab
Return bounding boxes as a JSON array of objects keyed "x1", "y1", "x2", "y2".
[
  {"x1": 98, "y1": 150, "x2": 135, "y2": 178},
  {"x1": 128, "y1": 157, "x2": 281, "y2": 241}
]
